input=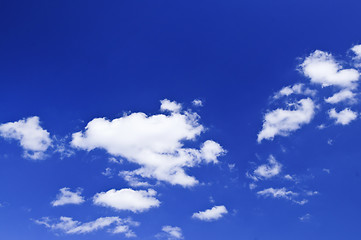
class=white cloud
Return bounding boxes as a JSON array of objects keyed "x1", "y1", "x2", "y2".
[
  {"x1": 119, "y1": 171, "x2": 151, "y2": 187},
  {"x1": 328, "y1": 108, "x2": 357, "y2": 125},
  {"x1": 192, "y1": 205, "x2": 228, "y2": 221},
  {"x1": 274, "y1": 83, "x2": 316, "y2": 99},
  {"x1": 284, "y1": 174, "x2": 294, "y2": 180},
  {"x1": 51, "y1": 188, "x2": 85, "y2": 206},
  {"x1": 108, "y1": 157, "x2": 123, "y2": 164},
  {"x1": 192, "y1": 99, "x2": 203, "y2": 107},
  {"x1": 71, "y1": 100, "x2": 225, "y2": 187},
  {"x1": 200, "y1": 140, "x2": 225, "y2": 164},
  {"x1": 300, "y1": 50, "x2": 359, "y2": 88},
  {"x1": 253, "y1": 155, "x2": 282, "y2": 180},
  {"x1": 351, "y1": 44, "x2": 361, "y2": 59},
  {"x1": 257, "y1": 187, "x2": 298, "y2": 200},
  {"x1": 102, "y1": 168, "x2": 113, "y2": 178},
  {"x1": 257, "y1": 98, "x2": 315, "y2": 142},
  {"x1": 93, "y1": 188, "x2": 160, "y2": 212},
  {"x1": 299, "y1": 213, "x2": 311, "y2": 222},
  {"x1": 325, "y1": 89, "x2": 356, "y2": 104},
  {"x1": 160, "y1": 99, "x2": 182, "y2": 112},
  {"x1": 34, "y1": 216, "x2": 138, "y2": 237},
  {"x1": 0, "y1": 116, "x2": 52, "y2": 160},
  {"x1": 158, "y1": 226, "x2": 184, "y2": 240}
]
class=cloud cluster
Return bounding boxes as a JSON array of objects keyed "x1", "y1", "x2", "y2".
[
  {"x1": 71, "y1": 100, "x2": 225, "y2": 187},
  {"x1": 192, "y1": 205, "x2": 228, "y2": 221},
  {"x1": 0, "y1": 116, "x2": 52, "y2": 160},
  {"x1": 35, "y1": 216, "x2": 139, "y2": 237}
]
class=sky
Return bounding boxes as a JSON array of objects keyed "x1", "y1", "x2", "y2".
[{"x1": 1, "y1": 0, "x2": 361, "y2": 239}]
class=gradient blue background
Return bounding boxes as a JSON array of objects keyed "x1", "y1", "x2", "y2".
[{"x1": 1, "y1": 1, "x2": 361, "y2": 239}]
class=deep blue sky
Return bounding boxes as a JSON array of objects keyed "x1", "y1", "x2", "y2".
[{"x1": 1, "y1": 1, "x2": 361, "y2": 239}]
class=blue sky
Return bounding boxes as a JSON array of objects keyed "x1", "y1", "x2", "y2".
[{"x1": 1, "y1": 0, "x2": 361, "y2": 239}]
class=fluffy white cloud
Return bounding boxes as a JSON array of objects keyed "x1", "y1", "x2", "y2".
[
  {"x1": 257, "y1": 98, "x2": 315, "y2": 142},
  {"x1": 325, "y1": 89, "x2": 356, "y2": 104},
  {"x1": 51, "y1": 188, "x2": 85, "y2": 206},
  {"x1": 160, "y1": 99, "x2": 182, "y2": 112},
  {"x1": 301, "y1": 50, "x2": 359, "y2": 88},
  {"x1": 274, "y1": 84, "x2": 316, "y2": 99},
  {"x1": 159, "y1": 226, "x2": 184, "y2": 239},
  {"x1": 93, "y1": 188, "x2": 160, "y2": 212},
  {"x1": 257, "y1": 187, "x2": 298, "y2": 200},
  {"x1": 192, "y1": 205, "x2": 228, "y2": 221},
  {"x1": 71, "y1": 100, "x2": 225, "y2": 187},
  {"x1": 34, "y1": 216, "x2": 138, "y2": 237},
  {"x1": 0, "y1": 116, "x2": 52, "y2": 160},
  {"x1": 253, "y1": 155, "x2": 282, "y2": 180},
  {"x1": 328, "y1": 108, "x2": 357, "y2": 125}
]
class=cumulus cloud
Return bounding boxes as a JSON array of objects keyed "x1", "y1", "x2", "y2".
[
  {"x1": 253, "y1": 155, "x2": 282, "y2": 180},
  {"x1": 325, "y1": 89, "x2": 356, "y2": 104},
  {"x1": 300, "y1": 50, "x2": 359, "y2": 88},
  {"x1": 0, "y1": 116, "x2": 52, "y2": 160},
  {"x1": 274, "y1": 84, "x2": 316, "y2": 99},
  {"x1": 160, "y1": 99, "x2": 182, "y2": 112},
  {"x1": 71, "y1": 100, "x2": 225, "y2": 187},
  {"x1": 93, "y1": 188, "x2": 160, "y2": 212},
  {"x1": 257, "y1": 98, "x2": 315, "y2": 142},
  {"x1": 34, "y1": 216, "x2": 138, "y2": 237},
  {"x1": 192, "y1": 205, "x2": 228, "y2": 221},
  {"x1": 157, "y1": 226, "x2": 184, "y2": 240},
  {"x1": 328, "y1": 108, "x2": 357, "y2": 125},
  {"x1": 51, "y1": 188, "x2": 85, "y2": 206}
]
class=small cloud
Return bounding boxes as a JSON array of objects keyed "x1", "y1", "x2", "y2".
[
  {"x1": 102, "y1": 168, "x2": 113, "y2": 178},
  {"x1": 257, "y1": 98, "x2": 315, "y2": 142},
  {"x1": 192, "y1": 205, "x2": 228, "y2": 221},
  {"x1": 192, "y1": 99, "x2": 203, "y2": 107},
  {"x1": 327, "y1": 139, "x2": 333, "y2": 145},
  {"x1": 93, "y1": 188, "x2": 160, "y2": 213},
  {"x1": 249, "y1": 183, "x2": 257, "y2": 190},
  {"x1": 323, "y1": 168, "x2": 331, "y2": 174},
  {"x1": 250, "y1": 155, "x2": 282, "y2": 181},
  {"x1": 329, "y1": 108, "x2": 357, "y2": 125},
  {"x1": 108, "y1": 157, "x2": 123, "y2": 164},
  {"x1": 34, "y1": 216, "x2": 139, "y2": 237},
  {"x1": 299, "y1": 213, "x2": 311, "y2": 222},
  {"x1": 0, "y1": 116, "x2": 52, "y2": 160},
  {"x1": 51, "y1": 188, "x2": 85, "y2": 207},
  {"x1": 160, "y1": 99, "x2": 182, "y2": 113},
  {"x1": 228, "y1": 163, "x2": 236, "y2": 172},
  {"x1": 284, "y1": 174, "x2": 294, "y2": 181},
  {"x1": 156, "y1": 225, "x2": 184, "y2": 240},
  {"x1": 325, "y1": 89, "x2": 357, "y2": 104}
]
